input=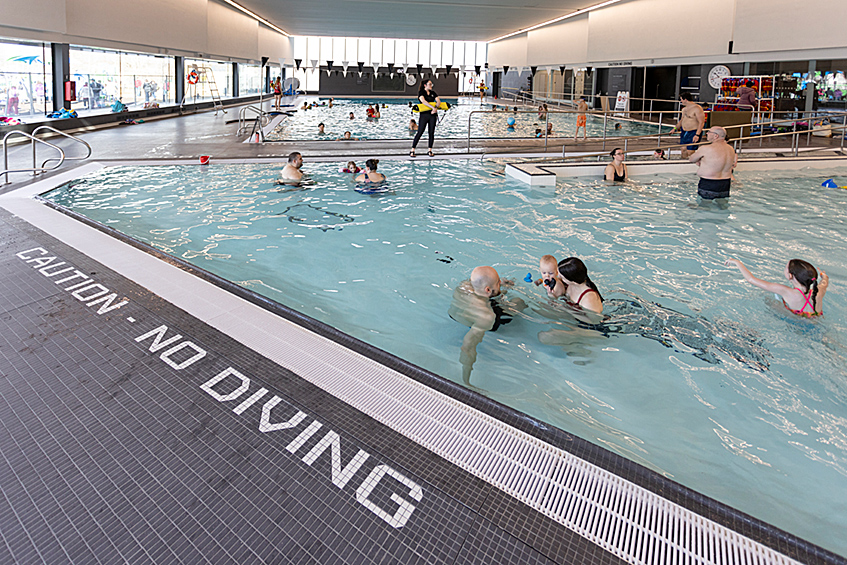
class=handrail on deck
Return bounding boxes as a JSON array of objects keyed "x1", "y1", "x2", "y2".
[
  {"x1": 237, "y1": 105, "x2": 269, "y2": 137},
  {"x1": 2, "y1": 130, "x2": 68, "y2": 185},
  {"x1": 33, "y1": 126, "x2": 93, "y2": 170}
]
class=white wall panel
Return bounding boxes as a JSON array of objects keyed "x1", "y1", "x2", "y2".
[
  {"x1": 0, "y1": 0, "x2": 66, "y2": 34},
  {"x1": 345, "y1": 37, "x2": 358, "y2": 63},
  {"x1": 207, "y1": 0, "x2": 256, "y2": 59},
  {"x1": 734, "y1": 0, "x2": 847, "y2": 53},
  {"x1": 67, "y1": 0, "x2": 208, "y2": 52},
  {"x1": 258, "y1": 27, "x2": 291, "y2": 61},
  {"x1": 526, "y1": 14, "x2": 588, "y2": 66},
  {"x1": 586, "y1": 0, "x2": 734, "y2": 62},
  {"x1": 383, "y1": 38, "x2": 395, "y2": 64},
  {"x1": 487, "y1": 34, "x2": 526, "y2": 67},
  {"x1": 357, "y1": 37, "x2": 370, "y2": 63}
]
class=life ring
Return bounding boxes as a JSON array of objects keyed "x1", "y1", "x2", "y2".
[
  {"x1": 469, "y1": 78, "x2": 473, "y2": 84},
  {"x1": 187, "y1": 70, "x2": 200, "y2": 84}
]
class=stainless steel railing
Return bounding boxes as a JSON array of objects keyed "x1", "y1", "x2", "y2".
[{"x1": 2, "y1": 126, "x2": 92, "y2": 185}]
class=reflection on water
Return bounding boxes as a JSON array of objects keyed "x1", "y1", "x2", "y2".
[{"x1": 44, "y1": 161, "x2": 847, "y2": 556}]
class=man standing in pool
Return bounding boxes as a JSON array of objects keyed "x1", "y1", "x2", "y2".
[
  {"x1": 277, "y1": 152, "x2": 304, "y2": 184},
  {"x1": 448, "y1": 266, "x2": 525, "y2": 385},
  {"x1": 672, "y1": 92, "x2": 706, "y2": 159},
  {"x1": 689, "y1": 126, "x2": 737, "y2": 201}
]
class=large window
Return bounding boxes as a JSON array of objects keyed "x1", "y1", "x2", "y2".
[
  {"x1": 238, "y1": 63, "x2": 262, "y2": 96},
  {"x1": 70, "y1": 46, "x2": 174, "y2": 114},
  {"x1": 0, "y1": 39, "x2": 52, "y2": 118},
  {"x1": 184, "y1": 59, "x2": 233, "y2": 103}
]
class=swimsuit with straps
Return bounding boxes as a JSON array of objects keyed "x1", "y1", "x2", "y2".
[
  {"x1": 575, "y1": 288, "x2": 598, "y2": 307},
  {"x1": 783, "y1": 289, "x2": 820, "y2": 317}
]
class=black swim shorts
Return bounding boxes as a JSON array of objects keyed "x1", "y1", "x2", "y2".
[{"x1": 698, "y1": 177, "x2": 731, "y2": 199}]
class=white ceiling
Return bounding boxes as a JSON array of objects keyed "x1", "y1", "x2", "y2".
[{"x1": 238, "y1": 0, "x2": 598, "y2": 41}]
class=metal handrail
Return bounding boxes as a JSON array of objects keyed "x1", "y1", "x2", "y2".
[
  {"x1": 465, "y1": 108, "x2": 674, "y2": 154},
  {"x1": 237, "y1": 105, "x2": 269, "y2": 137},
  {"x1": 518, "y1": 119, "x2": 845, "y2": 167},
  {"x1": 2, "y1": 131, "x2": 66, "y2": 185},
  {"x1": 32, "y1": 126, "x2": 93, "y2": 170}
]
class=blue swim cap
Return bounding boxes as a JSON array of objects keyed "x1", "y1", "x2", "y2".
[{"x1": 507, "y1": 117, "x2": 516, "y2": 126}]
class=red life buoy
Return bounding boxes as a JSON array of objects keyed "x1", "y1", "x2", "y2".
[
  {"x1": 187, "y1": 70, "x2": 200, "y2": 84},
  {"x1": 469, "y1": 78, "x2": 473, "y2": 83}
]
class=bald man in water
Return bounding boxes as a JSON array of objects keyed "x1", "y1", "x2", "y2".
[
  {"x1": 449, "y1": 266, "x2": 525, "y2": 385},
  {"x1": 689, "y1": 126, "x2": 737, "y2": 201}
]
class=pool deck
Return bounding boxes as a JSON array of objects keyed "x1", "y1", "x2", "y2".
[{"x1": 1, "y1": 102, "x2": 845, "y2": 565}]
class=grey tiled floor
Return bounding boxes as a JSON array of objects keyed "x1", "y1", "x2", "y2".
[{"x1": 0, "y1": 213, "x2": 627, "y2": 564}]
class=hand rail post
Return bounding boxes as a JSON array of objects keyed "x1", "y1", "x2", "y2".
[
  {"x1": 544, "y1": 112, "x2": 549, "y2": 151},
  {"x1": 467, "y1": 110, "x2": 474, "y2": 154},
  {"x1": 32, "y1": 134, "x2": 38, "y2": 177},
  {"x1": 603, "y1": 111, "x2": 608, "y2": 151},
  {"x1": 3, "y1": 136, "x2": 9, "y2": 184},
  {"x1": 658, "y1": 111, "x2": 663, "y2": 146}
]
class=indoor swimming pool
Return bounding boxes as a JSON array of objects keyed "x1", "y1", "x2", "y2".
[
  {"x1": 43, "y1": 160, "x2": 847, "y2": 556},
  {"x1": 265, "y1": 97, "x2": 671, "y2": 141}
]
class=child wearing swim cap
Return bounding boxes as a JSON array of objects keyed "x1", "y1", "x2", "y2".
[{"x1": 725, "y1": 258, "x2": 829, "y2": 317}]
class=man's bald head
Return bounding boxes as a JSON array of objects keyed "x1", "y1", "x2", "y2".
[{"x1": 470, "y1": 266, "x2": 501, "y2": 297}]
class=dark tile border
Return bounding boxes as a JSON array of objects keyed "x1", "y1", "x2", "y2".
[{"x1": 33, "y1": 195, "x2": 846, "y2": 565}]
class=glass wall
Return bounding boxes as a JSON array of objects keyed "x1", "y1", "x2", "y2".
[
  {"x1": 184, "y1": 59, "x2": 233, "y2": 103},
  {"x1": 238, "y1": 63, "x2": 262, "y2": 96},
  {"x1": 70, "y1": 46, "x2": 174, "y2": 113},
  {"x1": 0, "y1": 38, "x2": 53, "y2": 118}
]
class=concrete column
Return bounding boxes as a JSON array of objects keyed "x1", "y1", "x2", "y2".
[
  {"x1": 805, "y1": 60, "x2": 816, "y2": 114},
  {"x1": 175, "y1": 57, "x2": 184, "y2": 105},
  {"x1": 51, "y1": 43, "x2": 70, "y2": 111},
  {"x1": 232, "y1": 63, "x2": 239, "y2": 97}
]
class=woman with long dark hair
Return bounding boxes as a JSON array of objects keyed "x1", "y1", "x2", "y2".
[
  {"x1": 557, "y1": 257, "x2": 604, "y2": 313},
  {"x1": 725, "y1": 258, "x2": 829, "y2": 317},
  {"x1": 410, "y1": 79, "x2": 440, "y2": 157}
]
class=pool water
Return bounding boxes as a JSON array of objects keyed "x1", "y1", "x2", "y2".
[
  {"x1": 45, "y1": 161, "x2": 847, "y2": 557},
  {"x1": 265, "y1": 97, "x2": 670, "y2": 141}
]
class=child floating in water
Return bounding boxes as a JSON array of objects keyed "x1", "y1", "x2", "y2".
[
  {"x1": 535, "y1": 254, "x2": 566, "y2": 299},
  {"x1": 340, "y1": 161, "x2": 360, "y2": 173},
  {"x1": 725, "y1": 258, "x2": 829, "y2": 317}
]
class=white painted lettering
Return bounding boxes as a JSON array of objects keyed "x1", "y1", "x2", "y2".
[
  {"x1": 233, "y1": 388, "x2": 268, "y2": 415},
  {"x1": 39, "y1": 263, "x2": 72, "y2": 277},
  {"x1": 259, "y1": 396, "x2": 308, "y2": 432},
  {"x1": 53, "y1": 270, "x2": 88, "y2": 285},
  {"x1": 71, "y1": 283, "x2": 110, "y2": 302},
  {"x1": 86, "y1": 293, "x2": 129, "y2": 314},
  {"x1": 134, "y1": 325, "x2": 183, "y2": 353},
  {"x1": 160, "y1": 341, "x2": 206, "y2": 370},
  {"x1": 16, "y1": 247, "x2": 47, "y2": 260},
  {"x1": 356, "y1": 465, "x2": 423, "y2": 529},
  {"x1": 200, "y1": 367, "x2": 250, "y2": 402},
  {"x1": 25, "y1": 256, "x2": 58, "y2": 268},
  {"x1": 302, "y1": 431, "x2": 370, "y2": 489},
  {"x1": 286, "y1": 420, "x2": 323, "y2": 453}
]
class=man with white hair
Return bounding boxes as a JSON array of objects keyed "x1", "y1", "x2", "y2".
[{"x1": 689, "y1": 126, "x2": 737, "y2": 201}]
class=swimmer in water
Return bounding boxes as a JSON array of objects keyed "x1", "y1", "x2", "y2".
[
  {"x1": 604, "y1": 148, "x2": 627, "y2": 182},
  {"x1": 349, "y1": 112, "x2": 355, "y2": 120},
  {"x1": 409, "y1": 119, "x2": 418, "y2": 131},
  {"x1": 725, "y1": 258, "x2": 829, "y2": 317},
  {"x1": 355, "y1": 159, "x2": 385, "y2": 183},
  {"x1": 448, "y1": 266, "x2": 526, "y2": 385},
  {"x1": 317, "y1": 122, "x2": 326, "y2": 135},
  {"x1": 535, "y1": 254, "x2": 567, "y2": 299},
  {"x1": 340, "y1": 161, "x2": 360, "y2": 174},
  {"x1": 276, "y1": 151, "x2": 304, "y2": 184},
  {"x1": 558, "y1": 257, "x2": 604, "y2": 314},
  {"x1": 336, "y1": 131, "x2": 360, "y2": 141}
]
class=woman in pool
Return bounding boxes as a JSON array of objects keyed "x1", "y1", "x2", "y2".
[
  {"x1": 410, "y1": 79, "x2": 440, "y2": 157},
  {"x1": 604, "y1": 148, "x2": 627, "y2": 182},
  {"x1": 725, "y1": 258, "x2": 829, "y2": 317},
  {"x1": 558, "y1": 257, "x2": 604, "y2": 313},
  {"x1": 355, "y1": 159, "x2": 385, "y2": 183},
  {"x1": 409, "y1": 119, "x2": 418, "y2": 132}
]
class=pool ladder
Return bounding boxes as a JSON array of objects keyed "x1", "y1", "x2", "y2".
[{"x1": 2, "y1": 126, "x2": 92, "y2": 185}]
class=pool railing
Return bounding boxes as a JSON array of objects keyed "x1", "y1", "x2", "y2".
[{"x1": 510, "y1": 110, "x2": 847, "y2": 167}]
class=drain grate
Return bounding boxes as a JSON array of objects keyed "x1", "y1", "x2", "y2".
[{"x1": 281, "y1": 337, "x2": 802, "y2": 565}]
